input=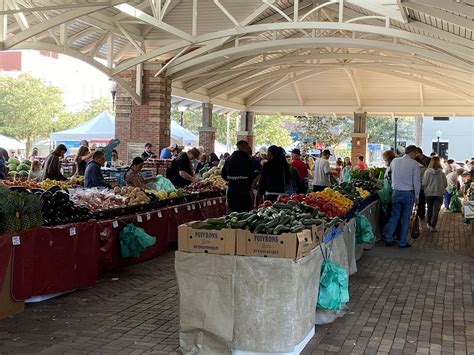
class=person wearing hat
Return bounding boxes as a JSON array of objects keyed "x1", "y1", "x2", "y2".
[
  {"x1": 291, "y1": 148, "x2": 308, "y2": 191},
  {"x1": 159, "y1": 143, "x2": 178, "y2": 160},
  {"x1": 141, "y1": 143, "x2": 155, "y2": 161},
  {"x1": 313, "y1": 149, "x2": 332, "y2": 192}
]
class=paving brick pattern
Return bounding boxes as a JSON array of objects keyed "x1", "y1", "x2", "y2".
[{"x1": 0, "y1": 211, "x2": 472, "y2": 354}]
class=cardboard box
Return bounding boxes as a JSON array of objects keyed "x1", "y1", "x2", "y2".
[
  {"x1": 236, "y1": 228, "x2": 317, "y2": 260},
  {"x1": 0, "y1": 255, "x2": 24, "y2": 320},
  {"x1": 178, "y1": 221, "x2": 236, "y2": 255}
]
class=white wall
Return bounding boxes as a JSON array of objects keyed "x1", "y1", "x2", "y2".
[{"x1": 422, "y1": 117, "x2": 474, "y2": 161}]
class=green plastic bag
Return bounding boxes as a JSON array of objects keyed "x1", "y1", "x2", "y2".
[
  {"x1": 448, "y1": 188, "x2": 462, "y2": 213},
  {"x1": 355, "y1": 213, "x2": 375, "y2": 244},
  {"x1": 154, "y1": 175, "x2": 177, "y2": 192},
  {"x1": 119, "y1": 224, "x2": 156, "y2": 258},
  {"x1": 317, "y1": 259, "x2": 349, "y2": 310}
]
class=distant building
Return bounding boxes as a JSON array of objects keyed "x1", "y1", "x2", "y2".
[
  {"x1": 422, "y1": 116, "x2": 474, "y2": 161},
  {"x1": 0, "y1": 50, "x2": 110, "y2": 112}
]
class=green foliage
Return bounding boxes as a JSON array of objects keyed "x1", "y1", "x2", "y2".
[
  {"x1": 58, "y1": 97, "x2": 112, "y2": 131},
  {"x1": 170, "y1": 104, "x2": 201, "y2": 134},
  {"x1": 254, "y1": 115, "x2": 294, "y2": 148},
  {"x1": 213, "y1": 113, "x2": 237, "y2": 147},
  {"x1": 367, "y1": 116, "x2": 416, "y2": 146},
  {"x1": 0, "y1": 73, "x2": 64, "y2": 153},
  {"x1": 295, "y1": 116, "x2": 353, "y2": 148}
]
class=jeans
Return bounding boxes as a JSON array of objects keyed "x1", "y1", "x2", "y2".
[
  {"x1": 426, "y1": 196, "x2": 443, "y2": 227},
  {"x1": 386, "y1": 190, "x2": 415, "y2": 246},
  {"x1": 443, "y1": 191, "x2": 451, "y2": 209}
]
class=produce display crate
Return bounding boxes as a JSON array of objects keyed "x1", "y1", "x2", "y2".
[
  {"x1": 143, "y1": 159, "x2": 172, "y2": 176},
  {"x1": 178, "y1": 221, "x2": 236, "y2": 255}
]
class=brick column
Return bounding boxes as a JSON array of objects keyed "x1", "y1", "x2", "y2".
[
  {"x1": 237, "y1": 111, "x2": 255, "y2": 151},
  {"x1": 198, "y1": 103, "x2": 216, "y2": 154},
  {"x1": 115, "y1": 63, "x2": 172, "y2": 162},
  {"x1": 351, "y1": 112, "x2": 368, "y2": 164}
]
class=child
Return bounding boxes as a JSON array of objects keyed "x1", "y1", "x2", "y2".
[{"x1": 28, "y1": 160, "x2": 42, "y2": 181}]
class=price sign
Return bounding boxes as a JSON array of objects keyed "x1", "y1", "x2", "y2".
[
  {"x1": 187, "y1": 205, "x2": 191, "y2": 211},
  {"x1": 157, "y1": 211, "x2": 163, "y2": 218},
  {"x1": 12, "y1": 236, "x2": 20, "y2": 246},
  {"x1": 174, "y1": 208, "x2": 179, "y2": 214},
  {"x1": 192, "y1": 204, "x2": 196, "y2": 210},
  {"x1": 137, "y1": 215, "x2": 143, "y2": 223},
  {"x1": 146, "y1": 213, "x2": 151, "y2": 221},
  {"x1": 69, "y1": 227, "x2": 77, "y2": 236},
  {"x1": 112, "y1": 220, "x2": 119, "y2": 228},
  {"x1": 212, "y1": 200, "x2": 217, "y2": 205}
]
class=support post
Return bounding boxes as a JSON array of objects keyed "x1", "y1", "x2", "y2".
[
  {"x1": 199, "y1": 103, "x2": 216, "y2": 154},
  {"x1": 415, "y1": 116, "x2": 423, "y2": 147},
  {"x1": 394, "y1": 117, "x2": 399, "y2": 153},
  {"x1": 237, "y1": 111, "x2": 256, "y2": 151},
  {"x1": 115, "y1": 63, "x2": 172, "y2": 162},
  {"x1": 351, "y1": 111, "x2": 368, "y2": 164}
]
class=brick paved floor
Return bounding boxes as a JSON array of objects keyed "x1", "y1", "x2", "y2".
[{"x1": 0, "y1": 211, "x2": 472, "y2": 354}]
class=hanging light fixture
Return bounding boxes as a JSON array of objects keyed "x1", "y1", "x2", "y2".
[{"x1": 109, "y1": 79, "x2": 117, "y2": 110}]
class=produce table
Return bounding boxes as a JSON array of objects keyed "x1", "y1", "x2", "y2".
[
  {"x1": 175, "y1": 249, "x2": 324, "y2": 354},
  {"x1": 0, "y1": 196, "x2": 227, "y2": 308}
]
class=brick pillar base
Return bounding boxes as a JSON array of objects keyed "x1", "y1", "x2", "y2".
[
  {"x1": 237, "y1": 131, "x2": 255, "y2": 152},
  {"x1": 351, "y1": 133, "x2": 368, "y2": 164},
  {"x1": 115, "y1": 64, "x2": 171, "y2": 162},
  {"x1": 199, "y1": 128, "x2": 216, "y2": 155}
]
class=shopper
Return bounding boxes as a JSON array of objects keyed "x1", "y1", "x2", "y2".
[
  {"x1": 313, "y1": 149, "x2": 332, "y2": 191},
  {"x1": 333, "y1": 159, "x2": 343, "y2": 182},
  {"x1": 341, "y1": 157, "x2": 352, "y2": 182},
  {"x1": 423, "y1": 157, "x2": 447, "y2": 232},
  {"x1": 80, "y1": 140, "x2": 89, "y2": 148},
  {"x1": 167, "y1": 148, "x2": 200, "y2": 188},
  {"x1": 41, "y1": 144, "x2": 68, "y2": 181},
  {"x1": 291, "y1": 149, "x2": 308, "y2": 186},
  {"x1": 444, "y1": 159, "x2": 455, "y2": 174},
  {"x1": 159, "y1": 143, "x2": 178, "y2": 160},
  {"x1": 355, "y1": 155, "x2": 368, "y2": 170},
  {"x1": 195, "y1": 154, "x2": 208, "y2": 173},
  {"x1": 141, "y1": 143, "x2": 155, "y2": 161},
  {"x1": 209, "y1": 153, "x2": 220, "y2": 167},
  {"x1": 444, "y1": 168, "x2": 464, "y2": 209},
  {"x1": 382, "y1": 150, "x2": 397, "y2": 183},
  {"x1": 111, "y1": 149, "x2": 124, "y2": 166},
  {"x1": 221, "y1": 140, "x2": 257, "y2": 212},
  {"x1": 29, "y1": 147, "x2": 39, "y2": 161},
  {"x1": 0, "y1": 148, "x2": 9, "y2": 180},
  {"x1": 125, "y1": 157, "x2": 155, "y2": 189},
  {"x1": 84, "y1": 151, "x2": 110, "y2": 188},
  {"x1": 75, "y1": 145, "x2": 91, "y2": 176},
  {"x1": 28, "y1": 160, "x2": 42, "y2": 181},
  {"x1": 259, "y1": 145, "x2": 291, "y2": 202},
  {"x1": 384, "y1": 145, "x2": 421, "y2": 248}
]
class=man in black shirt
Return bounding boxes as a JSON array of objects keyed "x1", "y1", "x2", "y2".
[
  {"x1": 222, "y1": 140, "x2": 257, "y2": 212},
  {"x1": 141, "y1": 143, "x2": 155, "y2": 161},
  {"x1": 168, "y1": 148, "x2": 200, "y2": 188}
]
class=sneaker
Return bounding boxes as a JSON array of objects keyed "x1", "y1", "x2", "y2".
[
  {"x1": 427, "y1": 225, "x2": 435, "y2": 232},
  {"x1": 426, "y1": 223, "x2": 431, "y2": 229},
  {"x1": 385, "y1": 241, "x2": 394, "y2": 247},
  {"x1": 399, "y1": 243, "x2": 412, "y2": 248}
]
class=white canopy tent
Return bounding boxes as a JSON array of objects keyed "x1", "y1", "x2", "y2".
[
  {"x1": 0, "y1": 0, "x2": 472, "y2": 117},
  {"x1": 0, "y1": 135, "x2": 24, "y2": 151}
]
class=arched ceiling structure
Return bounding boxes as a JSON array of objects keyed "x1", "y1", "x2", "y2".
[{"x1": 1, "y1": 0, "x2": 473, "y2": 115}]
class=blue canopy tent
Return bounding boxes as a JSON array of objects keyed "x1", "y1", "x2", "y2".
[{"x1": 50, "y1": 111, "x2": 115, "y2": 141}]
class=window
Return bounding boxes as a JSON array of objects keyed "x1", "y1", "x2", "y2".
[{"x1": 0, "y1": 52, "x2": 21, "y2": 71}]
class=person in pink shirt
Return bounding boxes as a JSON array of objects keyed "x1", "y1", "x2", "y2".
[{"x1": 356, "y1": 155, "x2": 368, "y2": 170}]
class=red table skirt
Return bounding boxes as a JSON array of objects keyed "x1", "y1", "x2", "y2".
[
  {"x1": 11, "y1": 222, "x2": 99, "y2": 301},
  {"x1": 1, "y1": 197, "x2": 227, "y2": 300}
]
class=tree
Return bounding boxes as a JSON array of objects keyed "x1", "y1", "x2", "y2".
[
  {"x1": 367, "y1": 116, "x2": 416, "y2": 146},
  {"x1": 213, "y1": 112, "x2": 237, "y2": 147},
  {"x1": 295, "y1": 116, "x2": 353, "y2": 148},
  {"x1": 170, "y1": 103, "x2": 201, "y2": 134},
  {"x1": 0, "y1": 73, "x2": 64, "y2": 154},
  {"x1": 254, "y1": 115, "x2": 294, "y2": 148}
]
